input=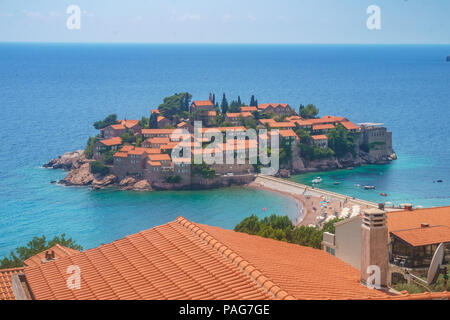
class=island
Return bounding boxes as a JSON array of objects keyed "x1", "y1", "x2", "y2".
[{"x1": 45, "y1": 92, "x2": 397, "y2": 192}]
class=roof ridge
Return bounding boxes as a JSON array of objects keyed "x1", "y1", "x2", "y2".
[{"x1": 174, "y1": 216, "x2": 296, "y2": 300}]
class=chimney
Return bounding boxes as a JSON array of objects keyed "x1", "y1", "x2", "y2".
[{"x1": 360, "y1": 208, "x2": 388, "y2": 289}]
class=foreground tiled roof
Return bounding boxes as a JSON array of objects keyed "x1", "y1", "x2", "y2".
[
  {"x1": 23, "y1": 218, "x2": 399, "y2": 300},
  {"x1": 24, "y1": 218, "x2": 272, "y2": 300},
  {"x1": 8, "y1": 217, "x2": 448, "y2": 300},
  {"x1": 390, "y1": 225, "x2": 450, "y2": 247},
  {"x1": 23, "y1": 244, "x2": 80, "y2": 267},
  {"x1": 197, "y1": 222, "x2": 393, "y2": 300},
  {"x1": 0, "y1": 267, "x2": 25, "y2": 300}
]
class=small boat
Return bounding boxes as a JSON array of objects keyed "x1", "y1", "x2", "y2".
[
  {"x1": 347, "y1": 167, "x2": 354, "y2": 170},
  {"x1": 333, "y1": 181, "x2": 340, "y2": 185},
  {"x1": 380, "y1": 193, "x2": 388, "y2": 197},
  {"x1": 437, "y1": 179, "x2": 443, "y2": 183},
  {"x1": 312, "y1": 177, "x2": 322, "y2": 184},
  {"x1": 364, "y1": 185, "x2": 376, "y2": 190}
]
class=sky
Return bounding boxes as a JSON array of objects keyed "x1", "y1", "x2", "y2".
[{"x1": 0, "y1": 0, "x2": 449, "y2": 44}]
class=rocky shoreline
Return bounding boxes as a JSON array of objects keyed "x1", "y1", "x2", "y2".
[
  {"x1": 45, "y1": 149, "x2": 397, "y2": 191},
  {"x1": 44, "y1": 150, "x2": 153, "y2": 191}
]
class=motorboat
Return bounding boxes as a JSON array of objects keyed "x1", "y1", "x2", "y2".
[
  {"x1": 312, "y1": 177, "x2": 322, "y2": 184},
  {"x1": 363, "y1": 185, "x2": 376, "y2": 190}
]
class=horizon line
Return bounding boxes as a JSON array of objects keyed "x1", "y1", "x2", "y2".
[{"x1": 1, "y1": 41, "x2": 450, "y2": 46}]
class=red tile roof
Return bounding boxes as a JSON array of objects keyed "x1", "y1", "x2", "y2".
[
  {"x1": 100, "y1": 137, "x2": 122, "y2": 146},
  {"x1": 120, "y1": 120, "x2": 140, "y2": 128},
  {"x1": 142, "y1": 129, "x2": 175, "y2": 135},
  {"x1": 192, "y1": 100, "x2": 214, "y2": 107},
  {"x1": 148, "y1": 154, "x2": 171, "y2": 161},
  {"x1": 312, "y1": 134, "x2": 328, "y2": 140},
  {"x1": 23, "y1": 244, "x2": 80, "y2": 267},
  {"x1": 312, "y1": 124, "x2": 335, "y2": 131},
  {"x1": 268, "y1": 121, "x2": 296, "y2": 129},
  {"x1": 11, "y1": 217, "x2": 449, "y2": 300},
  {"x1": 278, "y1": 129, "x2": 298, "y2": 138},
  {"x1": 390, "y1": 225, "x2": 450, "y2": 247},
  {"x1": 113, "y1": 152, "x2": 128, "y2": 158},
  {"x1": 387, "y1": 206, "x2": 450, "y2": 231},
  {"x1": 0, "y1": 267, "x2": 25, "y2": 300},
  {"x1": 23, "y1": 218, "x2": 272, "y2": 300},
  {"x1": 147, "y1": 137, "x2": 170, "y2": 144},
  {"x1": 341, "y1": 121, "x2": 359, "y2": 130},
  {"x1": 240, "y1": 106, "x2": 258, "y2": 112}
]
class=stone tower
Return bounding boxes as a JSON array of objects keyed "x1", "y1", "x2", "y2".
[{"x1": 360, "y1": 208, "x2": 389, "y2": 288}]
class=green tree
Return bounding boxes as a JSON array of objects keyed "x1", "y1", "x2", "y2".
[
  {"x1": 249, "y1": 95, "x2": 257, "y2": 107},
  {"x1": 93, "y1": 114, "x2": 118, "y2": 130},
  {"x1": 91, "y1": 161, "x2": 110, "y2": 176},
  {"x1": 299, "y1": 104, "x2": 319, "y2": 119},
  {"x1": 322, "y1": 218, "x2": 344, "y2": 234},
  {"x1": 228, "y1": 100, "x2": 241, "y2": 113},
  {"x1": 0, "y1": 234, "x2": 83, "y2": 269},
  {"x1": 84, "y1": 136, "x2": 99, "y2": 159},
  {"x1": 166, "y1": 175, "x2": 182, "y2": 183},
  {"x1": 121, "y1": 129, "x2": 136, "y2": 144},
  {"x1": 234, "y1": 214, "x2": 324, "y2": 249},
  {"x1": 149, "y1": 111, "x2": 159, "y2": 129},
  {"x1": 139, "y1": 116, "x2": 149, "y2": 129},
  {"x1": 220, "y1": 93, "x2": 228, "y2": 114},
  {"x1": 327, "y1": 124, "x2": 356, "y2": 157},
  {"x1": 158, "y1": 92, "x2": 192, "y2": 120}
]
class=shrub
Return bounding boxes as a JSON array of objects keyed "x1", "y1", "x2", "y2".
[
  {"x1": 166, "y1": 175, "x2": 182, "y2": 184},
  {"x1": 84, "y1": 136, "x2": 99, "y2": 159},
  {"x1": 235, "y1": 214, "x2": 323, "y2": 249},
  {"x1": 93, "y1": 114, "x2": 118, "y2": 130},
  {"x1": 91, "y1": 161, "x2": 110, "y2": 176}
]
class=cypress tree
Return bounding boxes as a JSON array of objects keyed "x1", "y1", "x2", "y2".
[
  {"x1": 221, "y1": 93, "x2": 228, "y2": 114},
  {"x1": 149, "y1": 111, "x2": 158, "y2": 129}
]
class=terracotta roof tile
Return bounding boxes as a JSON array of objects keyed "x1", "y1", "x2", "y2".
[
  {"x1": 313, "y1": 124, "x2": 335, "y2": 130},
  {"x1": 390, "y1": 225, "x2": 450, "y2": 247},
  {"x1": 100, "y1": 137, "x2": 122, "y2": 146},
  {"x1": 341, "y1": 121, "x2": 359, "y2": 130},
  {"x1": 312, "y1": 134, "x2": 328, "y2": 140},
  {"x1": 24, "y1": 244, "x2": 80, "y2": 267},
  {"x1": 24, "y1": 219, "x2": 272, "y2": 300},
  {"x1": 387, "y1": 206, "x2": 450, "y2": 231},
  {"x1": 192, "y1": 100, "x2": 214, "y2": 107},
  {"x1": 0, "y1": 267, "x2": 25, "y2": 300}
]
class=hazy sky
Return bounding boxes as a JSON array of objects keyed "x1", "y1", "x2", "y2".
[{"x1": 0, "y1": 0, "x2": 449, "y2": 44}]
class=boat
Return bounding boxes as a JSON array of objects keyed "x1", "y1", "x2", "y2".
[
  {"x1": 333, "y1": 181, "x2": 340, "y2": 185},
  {"x1": 437, "y1": 179, "x2": 443, "y2": 183},
  {"x1": 364, "y1": 185, "x2": 376, "y2": 190},
  {"x1": 447, "y1": 56, "x2": 450, "y2": 62},
  {"x1": 312, "y1": 177, "x2": 322, "y2": 184},
  {"x1": 380, "y1": 193, "x2": 388, "y2": 197}
]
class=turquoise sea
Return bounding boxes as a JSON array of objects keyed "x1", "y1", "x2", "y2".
[{"x1": 0, "y1": 43, "x2": 449, "y2": 257}]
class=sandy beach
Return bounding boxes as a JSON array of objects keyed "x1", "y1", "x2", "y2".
[{"x1": 248, "y1": 180, "x2": 353, "y2": 228}]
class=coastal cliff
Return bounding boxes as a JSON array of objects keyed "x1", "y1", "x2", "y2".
[
  {"x1": 290, "y1": 150, "x2": 397, "y2": 174},
  {"x1": 45, "y1": 151, "x2": 153, "y2": 191}
]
